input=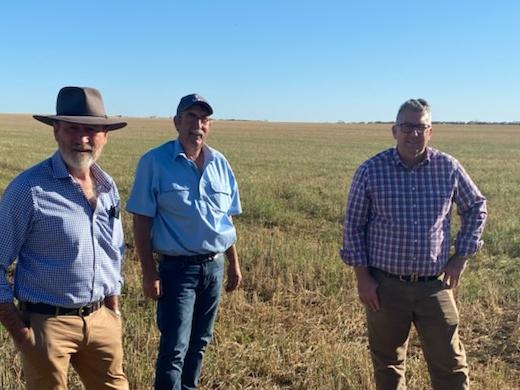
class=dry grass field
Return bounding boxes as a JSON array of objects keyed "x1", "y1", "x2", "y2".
[{"x1": 0, "y1": 114, "x2": 519, "y2": 389}]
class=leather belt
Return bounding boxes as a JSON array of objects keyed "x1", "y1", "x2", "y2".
[
  {"x1": 379, "y1": 270, "x2": 440, "y2": 283},
  {"x1": 19, "y1": 300, "x2": 104, "y2": 316},
  {"x1": 162, "y1": 253, "x2": 217, "y2": 264}
]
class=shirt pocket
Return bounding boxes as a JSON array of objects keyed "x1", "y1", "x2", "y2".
[
  {"x1": 95, "y1": 198, "x2": 123, "y2": 253},
  {"x1": 111, "y1": 216, "x2": 124, "y2": 250},
  {"x1": 107, "y1": 201, "x2": 121, "y2": 228},
  {"x1": 158, "y1": 183, "x2": 192, "y2": 213},
  {"x1": 204, "y1": 181, "x2": 232, "y2": 213},
  {"x1": 101, "y1": 200, "x2": 122, "y2": 249}
]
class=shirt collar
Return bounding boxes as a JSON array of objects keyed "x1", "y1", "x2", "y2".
[
  {"x1": 173, "y1": 139, "x2": 215, "y2": 164},
  {"x1": 392, "y1": 147, "x2": 432, "y2": 168},
  {"x1": 50, "y1": 151, "x2": 71, "y2": 178},
  {"x1": 50, "y1": 151, "x2": 112, "y2": 192}
]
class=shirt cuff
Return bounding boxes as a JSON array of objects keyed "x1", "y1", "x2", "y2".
[{"x1": 339, "y1": 249, "x2": 368, "y2": 267}]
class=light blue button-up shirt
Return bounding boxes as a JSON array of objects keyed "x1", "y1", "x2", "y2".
[
  {"x1": 0, "y1": 152, "x2": 124, "y2": 306},
  {"x1": 126, "y1": 139, "x2": 241, "y2": 255}
]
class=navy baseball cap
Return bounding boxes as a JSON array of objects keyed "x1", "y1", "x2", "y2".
[{"x1": 176, "y1": 94, "x2": 213, "y2": 117}]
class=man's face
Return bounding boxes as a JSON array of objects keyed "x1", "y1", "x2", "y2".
[
  {"x1": 54, "y1": 121, "x2": 108, "y2": 171},
  {"x1": 392, "y1": 109, "x2": 432, "y2": 164},
  {"x1": 174, "y1": 104, "x2": 212, "y2": 150}
]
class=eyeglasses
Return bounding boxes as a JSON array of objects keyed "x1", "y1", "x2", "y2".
[
  {"x1": 397, "y1": 123, "x2": 431, "y2": 134},
  {"x1": 184, "y1": 112, "x2": 211, "y2": 125}
]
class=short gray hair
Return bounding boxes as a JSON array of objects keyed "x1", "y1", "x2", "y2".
[{"x1": 396, "y1": 98, "x2": 431, "y2": 123}]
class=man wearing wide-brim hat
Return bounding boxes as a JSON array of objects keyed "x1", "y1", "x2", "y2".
[{"x1": 0, "y1": 86, "x2": 129, "y2": 389}]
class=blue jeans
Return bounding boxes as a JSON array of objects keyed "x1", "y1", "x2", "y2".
[{"x1": 154, "y1": 254, "x2": 224, "y2": 390}]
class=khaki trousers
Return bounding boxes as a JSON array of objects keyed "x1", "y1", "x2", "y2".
[
  {"x1": 19, "y1": 305, "x2": 129, "y2": 390},
  {"x1": 367, "y1": 269, "x2": 469, "y2": 390}
]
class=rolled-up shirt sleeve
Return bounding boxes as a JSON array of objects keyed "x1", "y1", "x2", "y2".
[
  {"x1": 340, "y1": 165, "x2": 370, "y2": 267},
  {"x1": 0, "y1": 178, "x2": 34, "y2": 303},
  {"x1": 454, "y1": 164, "x2": 487, "y2": 257}
]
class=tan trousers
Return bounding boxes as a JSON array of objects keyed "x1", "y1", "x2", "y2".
[
  {"x1": 19, "y1": 305, "x2": 129, "y2": 390},
  {"x1": 367, "y1": 269, "x2": 469, "y2": 390}
]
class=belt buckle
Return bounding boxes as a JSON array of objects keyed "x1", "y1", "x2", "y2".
[
  {"x1": 410, "y1": 273, "x2": 419, "y2": 283},
  {"x1": 78, "y1": 305, "x2": 88, "y2": 316},
  {"x1": 197, "y1": 253, "x2": 215, "y2": 264},
  {"x1": 79, "y1": 304, "x2": 94, "y2": 316}
]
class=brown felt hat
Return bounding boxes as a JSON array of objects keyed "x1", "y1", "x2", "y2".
[{"x1": 33, "y1": 86, "x2": 127, "y2": 131}]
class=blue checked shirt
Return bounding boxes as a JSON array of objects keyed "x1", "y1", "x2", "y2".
[
  {"x1": 0, "y1": 152, "x2": 124, "y2": 307},
  {"x1": 340, "y1": 147, "x2": 487, "y2": 276},
  {"x1": 126, "y1": 139, "x2": 241, "y2": 256}
]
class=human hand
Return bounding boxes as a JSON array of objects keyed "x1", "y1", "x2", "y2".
[
  {"x1": 142, "y1": 269, "x2": 162, "y2": 299},
  {"x1": 356, "y1": 272, "x2": 380, "y2": 311},
  {"x1": 442, "y1": 254, "x2": 468, "y2": 289},
  {"x1": 104, "y1": 295, "x2": 122, "y2": 316},
  {"x1": 225, "y1": 263, "x2": 242, "y2": 292},
  {"x1": 14, "y1": 326, "x2": 34, "y2": 350},
  {"x1": 0, "y1": 303, "x2": 35, "y2": 350}
]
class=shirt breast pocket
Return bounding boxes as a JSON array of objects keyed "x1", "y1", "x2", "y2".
[
  {"x1": 158, "y1": 183, "x2": 192, "y2": 213},
  {"x1": 205, "y1": 182, "x2": 232, "y2": 213},
  {"x1": 110, "y1": 216, "x2": 124, "y2": 249},
  {"x1": 98, "y1": 200, "x2": 123, "y2": 251}
]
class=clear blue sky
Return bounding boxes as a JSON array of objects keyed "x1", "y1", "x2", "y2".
[{"x1": 1, "y1": 1, "x2": 518, "y2": 122}]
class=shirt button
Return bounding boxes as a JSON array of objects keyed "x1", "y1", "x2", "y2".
[
  {"x1": 413, "y1": 204, "x2": 417, "y2": 208},
  {"x1": 414, "y1": 221, "x2": 418, "y2": 224}
]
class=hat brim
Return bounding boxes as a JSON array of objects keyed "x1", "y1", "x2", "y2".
[{"x1": 33, "y1": 115, "x2": 127, "y2": 131}]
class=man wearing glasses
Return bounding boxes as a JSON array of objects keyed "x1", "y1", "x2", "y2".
[
  {"x1": 340, "y1": 99, "x2": 487, "y2": 389},
  {"x1": 127, "y1": 94, "x2": 242, "y2": 389}
]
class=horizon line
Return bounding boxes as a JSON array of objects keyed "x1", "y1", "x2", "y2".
[{"x1": 0, "y1": 112, "x2": 519, "y2": 125}]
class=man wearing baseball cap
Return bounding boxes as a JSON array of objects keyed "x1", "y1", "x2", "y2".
[
  {"x1": 127, "y1": 93, "x2": 242, "y2": 389},
  {"x1": 0, "y1": 86, "x2": 129, "y2": 389}
]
